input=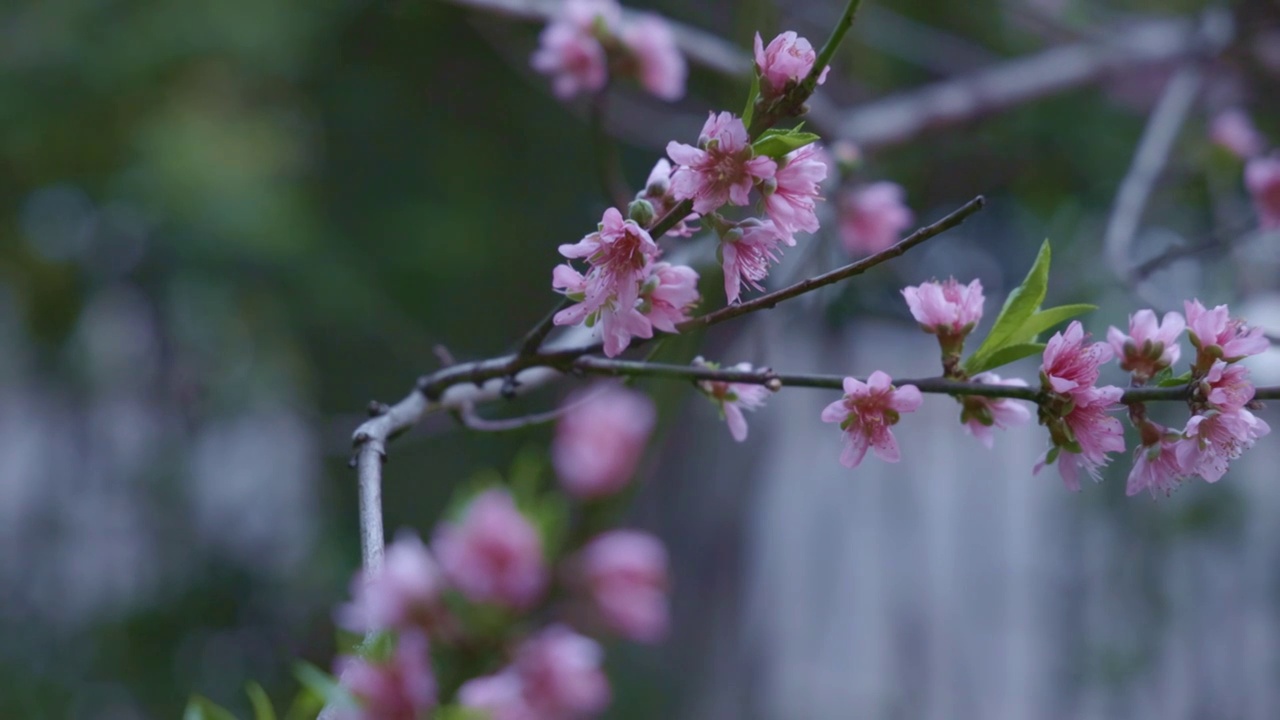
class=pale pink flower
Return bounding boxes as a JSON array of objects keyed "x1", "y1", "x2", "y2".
[
  {"x1": 1200, "y1": 359, "x2": 1258, "y2": 412},
  {"x1": 620, "y1": 15, "x2": 686, "y2": 101},
  {"x1": 337, "y1": 531, "x2": 445, "y2": 634},
  {"x1": 641, "y1": 261, "x2": 699, "y2": 332},
  {"x1": 763, "y1": 144, "x2": 828, "y2": 242},
  {"x1": 1035, "y1": 385, "x2": 1126, "y2": 491},
  {"x1": 1176, "y1": 408, "x2": 1271, "y2": 483},
  {"x1": 515, "y1": 625, "x2": 611, "y2": 719},
  {"x1": 458, "y1": 672, "x2": 536, "y2": 720},
  {"x1": 693, "y1": 357, "x2": 771, "y2": 442},
  {"x1": 1041, "y1": 321, "x2": 1114, "y2": 396},
  {"x1": 1210, "y1": 108, "x2": 1265, "y2": 159},
  {"x1": 1126, "y1": 431, "x2": 1188, "y2": 497},
  {"x1": 820, "y1": 371, "x2": 923, "y2": 468},
  {"x1": 667, "y1": 112, "x2": 776, "y2": 214},
  {"x1": 1106, "y1": 309, "x2": 1185, "y2": 382},
  {"x1": 553, "y1": 385, "x2": 655, "y2": 499},
  {"x1": 752, "y1": 31, "x2": 830, "y2": 100},
  {"x1": 959, "y1": 373, "x2": 1032, "y2": 449},
  {"x1": 637, "y1": 159, "x2": 699, "y2": 237},
  {"x1": 578, "y1": 530, "x2": 670, "y2": 643},
  {"x1": 901, "y1": 278, "x2": 985, "y2": 337},
  {"x1": 553, "y1": 264, "x2": 654, "y2": 358},
  {"x1": 558, "y1": 207, "x2": 660, "y2": 298},
  {"x1": 1245, "y1": 154, "x2": 1280, "y2": 230},
  {"x1": 721, "y1": 219, "x2": 786, "y2": 304},
  {"x1": 433, "y1": 489, "x2": 547, "y2": 609},
  {"x1": 335, "y1": 631, "x2": 436, "y2": 720},
  {"x1": 597, "y1": 293, "x2": 654, "y2": 357},
  {"x1": 838, "y1": 182, "x2": 913, "y2": 255},
  {"x1": 1184, "y1": 299, "x2": 1270, "y2": 363},
  {"x1": 531, "y1": 0, "x2": 620, "y2": 99}
]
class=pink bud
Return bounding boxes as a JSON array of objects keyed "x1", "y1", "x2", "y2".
[
  {"x1": 1245, "y1": 154, "x2": 1280, "y2": 230},
  {"x1": 577, "y1": 530, "x2": 670, "y2": 643},
  {"x1": 901, "y1": 278, "x2": 984, "y2": 337},
  {"x1": 336, "y1": 531, "x2": 446, "y2": 634},
  {"x1": 1209, "y1": 109, "x2": 1265, "y2": 159},
  {"x1": 552, "y1": 385, "x2": 655, "y2": 499},
  {"x1": 619, "y1": 15, "x2": 686, "y2": 101},
  {"x1": 335, "y1": 631, "x2": 436, "y2": 719},
  {"x1": 752, "y1": 31, "x2": 829, "y2": 100},
  {"x1": 838, "y1": 182, "x2": 913, "y2": 256},
  {"x1": 433, "y1": 489, "x2": 547, "y2": 609},
  {"x1": 515, "y1": 625, "x2": 611, "y2": 718}
]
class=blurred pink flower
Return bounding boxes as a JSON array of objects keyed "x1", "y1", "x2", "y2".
[
  {"x1": 838, "y1": 182, "x2": 913, "y2": 255},
  {"x1": 1126, "y1": 431, "x2": 1187, "y2": 497},
  {"x1": 667, "y1": 112, "x2": 776, "y2": 214},
  {"x1": 458, "y1": 672, "x2": 536, "y2": 720},
  {"x1": 530, "y1": 0, "x2": 620, "y2": 99},
  {"x1": 515, "y1": 625, "x2": 611, "y2": 719},
  {"x1": 620, "y1": 15, "x2": 686, "y2": 101},
  {"x1": 552, "y1": 385, "x2": 655, "y2": 499},
  {"x1": 578, "y1": 530, "x2": 670, "y2": 643},
  {"x1": 1106, "y1": 309, "x2": 1184, "y2": 383},
  {"x1": 820, "y1": 371, "x2": 923, "y2": 468},
  {"x1": 1184, "y1": 299, "x2": 1270, "y2": 363},
  {"x1": 959, "y1": 373, "x2": 1032, "y2": 449},
  {"x1": 335, "y1": 631, "x2": 436, "y2": 720},
  {"x1": 901, "y1": 278, "x2": 984, "y2": 337},
  {"x1": 1036, "y1": 385, "x2": 1126, "y2": 491},
  {"x1": 641, "y1": 261, "x2": 699, "y2": 333},
  {"x1": 693, "y1": 358, "x2": 771, "y2": 442},
  {"x1": 721, "y1": 219, "x2": 785, "y2": 304},
  {"x1": 1210, "y1": 109, "x2": 1265, "y2": 159},
  {"x1": 763, "y1": 144, "x2": 828, "y2": 242},
  {"x1": 337, "y1": 531, "x2": 445, "y2": 635},
  {"x1": 752, "y1": 31, "x2": 829, "y2": 100},
  {"x1": 1245, "y1": 154, "x2": 1280, "y2": 230},
  {"x1": 434, "y1": 490, "x2": 547, "y2": 609},
  {"x1": 1176, "y1": 408, "x2": 1271, "y2": 483},
  {"x1": 1041, "y1": 321, "x2": 1114, "y2": 396}
]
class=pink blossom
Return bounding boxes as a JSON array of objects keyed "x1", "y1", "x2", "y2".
[
  {"x1": 901, "y1": 278, "x2": 985, "y2": 337},
  {"x1": 1184, "y1": 299, "x2": 1270, "y2": 362},
  {"x1": 959, "y1": 373, "x2": 1032, "y2": 449},
  {"x1": 721, "y1": 219, "x2": 786, "y2": 304},
  {"x1": 1200, "y1": 359, "x2": 1258, "y2": 412},
  {"x1": 1176, "y1": 408, "x2": 1271, "y2": 483},
  {"x1": 762, "y1": 144, "x2": 828, "y2": 242},
  {"x1": 1126, "y1": 432, "x2": 1188, "y2": 497},
  {"x1": 558, "y1": 207, "x2": 660, "y2": 297},
  {"x1": 337, "y1": 531, "x2": 445, "y2": 634},
  {"x1": 552, "y1": 385, "x2": 655, "y2": 499},
  {"x1": 458, "y1": 672, "x2": 536, "y2": 720},
  {"x1": 530, "y1": 0, "x2": 620, "y2": 99},
  {"x1": 637, "y1": 159, "x2": 699, "y2": 237},
  {"x1": 578, "y1": 530, "x2": 670, "y2": 643},
  {"x1": 1106, "y1": 309, "x2": 1185, "y2": 382},
  {"x1": 1210, "y1": 109, "x2": 1265, "y2": 159},
  {"x1": 335, "y1": 631, "x2": 436, "y2": 720},
  {"x1": 820, "y1": 371, "x2": 923, "y2": 468},
  {"x1": 515, "y1": 625, "x2": 611, "y2": 719},
  {"x1": 553, "y1": 264, "x2": 654, "y2": 358},
  {"x1": 1041, "y1": 321, "x2": 1114, "y2": 396},
  {"x1": 838, "y1": 182, "x2": 913, "y2": 255},
  {"x1": 641, "y1": 262, "x2": 699, "y2": 333},
  {"x1": 433, "y1": 489, "x2": 547, "y2": 609},
  {"x1": 667, "y1": 112, "x2": 776, "y2": 214},
  {"x1": 620, "y1": 15, "x2": 686, "y2": 101},
  {"x1": 693, "y1": 357, "x2": 771, "y2": 442},
  {"x1": 752, "y1": 31, "x2": 830, "y2": 100},
  {"x1": 1245, "y1": 154, "x2": 1280, "y2": 230},
  {"x1": 1035, "y1": 385, "x2": 1126, "y2": 491}
]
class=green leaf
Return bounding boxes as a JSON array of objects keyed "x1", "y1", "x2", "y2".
[
  {"x1": 742, "y1": 70, "x2": 760, "y2": 127},
  {"x1": 964, "y1": 240, "x2": 1052, "y2": 373},
  {"x1": 246, "y1": 683, "x2": 277, "y2": 720},
  {"x1": 294, "y1": 662, "x2": 353, "y2": 711},
  {"x1": 434, "y1": 706, "x2": 490, "y2": 720},
  {"x1": 530, "y1": 494, "x2": 570, "y2": 561},
  {"x1": 966, "y1": 342, "x2": 1046, "y2": 375},
  {"x1": 751, "y1": 128, "x2": 821, "y2": 160},
  {"x1": 1158, "y1": 371, "x2": 1194, "y2": 387},
  {"x1": 283, "y1": 688, "x2": 325, "y2": 720},
  {"x1": 1017, "y1": 304, "x2": 1097, "y2": 342},
  {"x1": 184, "y1": 697, "x2": 240, "y2": 720}
]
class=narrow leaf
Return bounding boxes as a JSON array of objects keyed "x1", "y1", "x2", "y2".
[
  {"x1": 183, "y1": 697, "x2": 240, "y2": 720},
  {"x1": 964, "y1": 240, "x2": 1052, "y2": 373},
  {"x1": 751, "y1": 130, "x2": 821, "y2": 160},
  {"x1": 1158, "y1": 371, "x2": 1194, "y2": 387},
  {"x1": 294, "y1": 662, "x2": 353, "y2": 711},
  {"x1": 246, "y1": 683, "x2": 277, "y2": 720},
  {"x1": 967, "y1": 342, "x2": 1046, "y2": 375},
  {"x1": 742, "y1": 70, "x2": 760, "y2": 127},
  {"x1": 1016, "y1": 303, "x2": 1097, "y2": 343}
]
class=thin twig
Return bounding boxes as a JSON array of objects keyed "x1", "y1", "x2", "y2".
[
  {"x1": 516, "y1": 298, "x2": 571, "y2": 357},
  {"x1": 676, "y1": 195, "x2": 986, "y2": 333}
]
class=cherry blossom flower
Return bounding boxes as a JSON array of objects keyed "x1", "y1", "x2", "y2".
[
  {"x1": 1106, "y1": 309, "x2": 1185, "y2": 383},
  {"x1": 337, "y1": 531, "x2": 445, "y2": 635},
  {"x1": 1184, "y1": 299, "x2": 1270, "y2": 363},
  {"x1": 458, "y1": 672, "x2": 535, "y2": 720},
  {"x1": 433, "y1": 489, "x2": 547, "y2": 609},
  {"x1": 637, "y1": 159, "x2": 699, "y2": 237},
  {"x1": 752, "y1": 31, "x2": 829, "y2": 101},
  {"x1": 640, "y1": 261, "x2": 699, "y2": 333},
  {"x1": 577, "y1": 530, "x2": 670, "y2": 643},
  {"x1": 838, "y1": 182, "x2": 913, "y2": 255},
  {"x1": 721, "y1": 219, "x2": 786, "y2": 304},
  {"x1": 515, "y1": 625, "x2": 611, "y2": 719},
  {"x1": 1041, "y1": 321, "x2": 1114, "y2": 396},
  {"x1": 1210, "y1": 108, "x2": 1265, "y2": 159},
  {"x1": 335, "y1": 631, "x2": 436, "y2": 720},
  {"x1": 558, "y1": 207, "x2": 660, "y2": 299},
  {"x1": 530, "y1": 0, "x2": 620, "y2": 99},
  {"x1": 693, "y1": 357, "x2": 771, "y2": 442},
  {"x1": 667, "y1": 112, "x2": 776, "y2": 214},
  {"x1": 901, "y1": 278, "x2": 985, "y2": 338},
  {"x1": 619, "y1": 15, "x2": 686, "y2": 101},
  {"x1": 1199, "y1": 359, "x2": 1258, "y2": 412},
  {"x1": 820, "y1": 371, "x2": 923, "y2": 468},
  {"x1": 1036, "y1": 385, "x2": 1126, "y2": 491},
  {"x1": 1176, "y1": 408, "x2": 1271, "y2": 483},
  {"x1": 1126, "y1": 431, "x2": 1188, "y2": 497},
  {"x1": 1245, "y1": 154, "x2": 1280, "y2": 230},
  {"x1": 762, "y1": 143, "x2": 828, "y2": 242},
  {"x1": 958, "y1": 373, "x2": 1032, "y2": 449},
  {"x1": 552, "y1": 384, "x2": 655, "y2": 499}
]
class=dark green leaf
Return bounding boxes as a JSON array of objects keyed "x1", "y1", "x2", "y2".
[
  {"x1": 246, "y1": 683, "x2": 277, "y2": 720},
  {"x1": 1017, "y1": 304, "x2": 1096, "y2": 342},
  {"x1": 966, "y1": 342, "x2": 1046, "y2": 375},
  {"x1": 1158, "y1": 371, "x2": 1194, "y2": 387},
  {"x1": 434, "y1": 706, "x2": 490, "y2": 720},
  {"x1": 751, "y1": 129, "x2": 821, "y2": 159},
  {"x1": 184, "y1": 697, "x2": 240, "y2": 720},
  {"x1": 742, "y1": 70, "x2": 760, "y2": 127}
]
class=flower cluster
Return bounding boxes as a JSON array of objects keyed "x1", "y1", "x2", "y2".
[{"x1": 531, "y1": 0, "x2": 686, "y2": 101}]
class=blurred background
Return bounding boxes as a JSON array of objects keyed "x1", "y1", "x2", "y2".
[{"x1": 2, "y1": 0, "x2": 1280, "y2": 717}]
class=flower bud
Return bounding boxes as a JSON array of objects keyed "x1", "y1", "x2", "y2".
[{"x1": 628, "y1": 198, "x2": 656, "y2": 226}]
